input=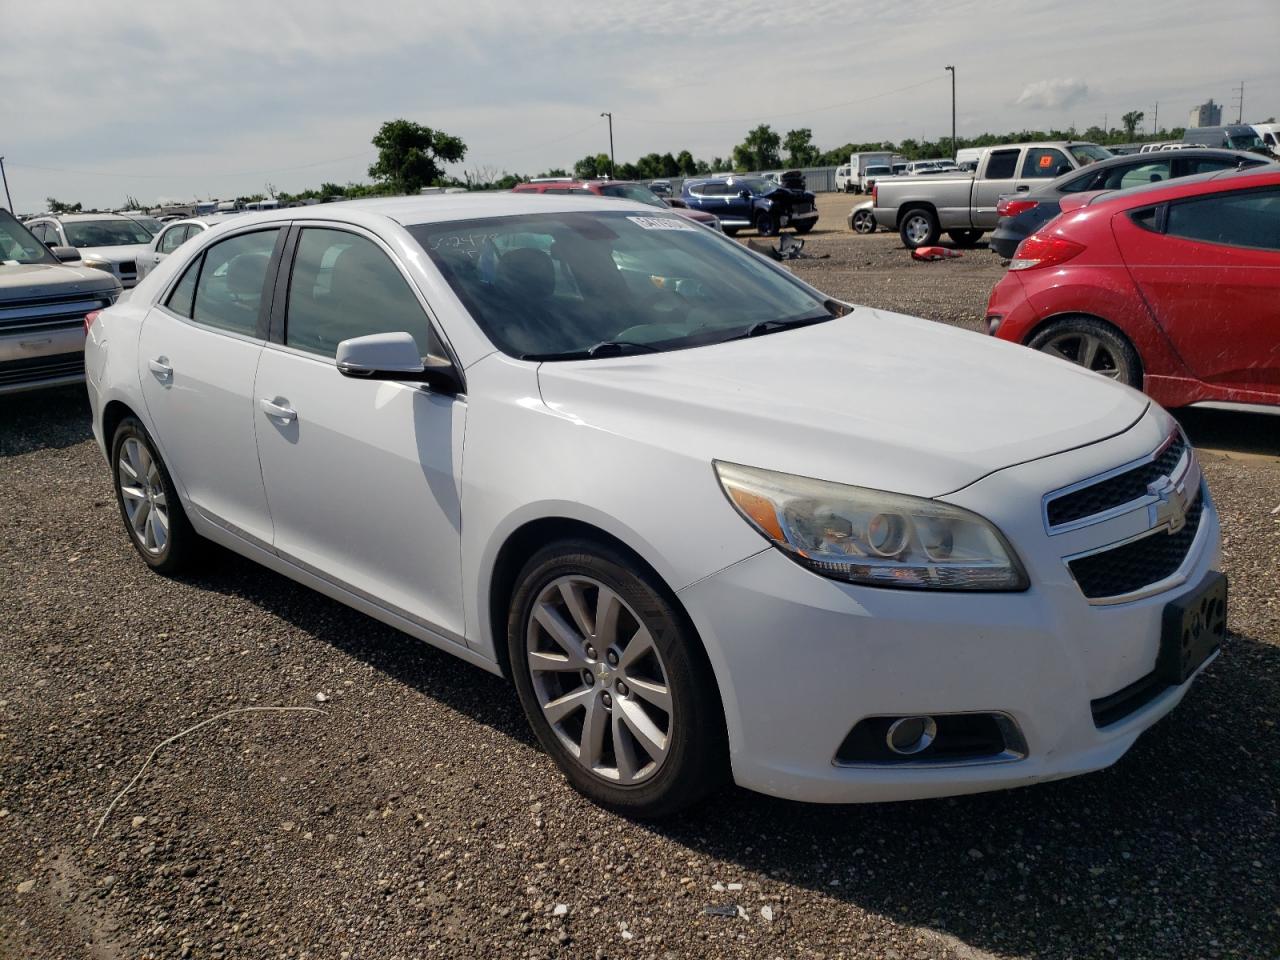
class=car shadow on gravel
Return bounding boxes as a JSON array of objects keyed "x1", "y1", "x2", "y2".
[
  {"x1": 0, "y1": 385, "x2": 93, "y2": 456},
  {"x1": 643, "y1": 632, "x2": 1279, "y2": 958},
  {"x1": 1176, "y1": 407, "x2": 1280, "y2": 458},
  {"x1": 185, "y1": 537, "x2": 1278, "y2": 956}
]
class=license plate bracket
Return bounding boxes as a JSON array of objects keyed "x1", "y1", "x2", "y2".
[{"x1": 1156, "y1": 572, "x2": 1227, "y2": 685}]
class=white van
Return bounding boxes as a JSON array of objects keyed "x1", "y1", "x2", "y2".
[{"x1": 1253, "y1": 123, "x2": 1280, "y2": 153}]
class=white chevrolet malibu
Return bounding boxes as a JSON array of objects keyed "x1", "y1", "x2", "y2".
[{"x1": 84, "y1": 195, "x2": 1225, "y2": 816}]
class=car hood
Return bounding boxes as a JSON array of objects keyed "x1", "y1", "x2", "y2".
[
  {"x1": 0, "y1": 261, "x2": 121, "y2": 300},
  {"x1": 535, "y1": 309, "x2": 1148, "y2": 498},
  {"x1": 77, "y1": 243, "x2": 150, "y2": 262}
]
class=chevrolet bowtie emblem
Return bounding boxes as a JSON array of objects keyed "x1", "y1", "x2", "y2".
[{"x1": 1147, "y1": 475, "x2": 1188, "y2": 534}]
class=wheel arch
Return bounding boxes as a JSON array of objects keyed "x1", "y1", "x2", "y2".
[
  {"x1": 484, "y1": 517, "x2": 726, "y2": 718},
  {"x1": 1022, "y1": 311, "x2": 1145, "y2": 380},
  {"x1": 101, "y1": 398, "x2": 142, "y2": 453}
]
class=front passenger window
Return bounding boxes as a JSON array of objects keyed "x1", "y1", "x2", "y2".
[
  {"x1": 192, "y1": 229, "x2": 279, "y2": 336},
  {"x1": 285, "y1": 228, "x2": 432, "y2": 358}
]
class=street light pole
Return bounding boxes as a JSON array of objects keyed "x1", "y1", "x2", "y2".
[
  {"x1": 945, "y1": 66, "x2": 956, "y2": 160},
  {"x1": 0, "y1": 156, "x2": 13, "y2": 213},
  {"x1": 600, "y1": 112, "x2": 615, "y2": 178}
]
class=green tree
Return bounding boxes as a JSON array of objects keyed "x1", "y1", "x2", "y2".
[
  {"x1": 783, "y1": 128, "x2": 819, "y2": 167},
  {"x1": 732, "y1": 124, "x2": 782, "y2": 171},
  {"x1": 1121, "y1": 111, "x2": 1145, "y2": 140},
  {"x1": 573, "y1": 153, "x2": 612, "y2": 179},
  {"x1": 45, "y1": 197, "x2": 82, "y2": 213},
  {"x1": 368, "y1": 119, "x2": 467, "y2": 195},
  {"x1": 675, "y1": 150, "x2": 697, "y2": 176}
]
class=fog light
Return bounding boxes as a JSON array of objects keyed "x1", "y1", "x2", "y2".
[{"x1": 886, "y1": 716, "x2": 937, "y2": 755}]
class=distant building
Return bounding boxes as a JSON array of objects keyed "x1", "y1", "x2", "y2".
[{"x1": 1188, "y1": 99, "x2": 1223, "y2": 128}]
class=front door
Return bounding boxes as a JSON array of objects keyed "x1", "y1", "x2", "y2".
[
  {"x1": 1117, "y1": 185, "x2": 1280, "y2": 397},
  {"x1": 137, "y1": 227, "x2": 282, "y2": 547},
  {"x1": 252, "y1": 225, "x2": 467, "y2": 640}
]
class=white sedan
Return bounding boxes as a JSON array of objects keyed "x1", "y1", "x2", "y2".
[{"x1": 84, "y1": 195, "x2": 1224, "y2": 816}]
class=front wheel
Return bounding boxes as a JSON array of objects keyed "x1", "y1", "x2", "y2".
[
  {"x1": 1026, "y1": 317, "x2": 1142, "y2": 388},
  {"x1": 754, "y1": 212, "x2": 778, "y2": 237},
  {"x1": 508, "y1": 540, "x2": 728, "y2": 818},
  {"x1": 852, "y1": 209, "x2": 876, "y2": 234},
  {"x1": 111, "y1": 417, "x2": 199, "y2": 573},
  {"x1": 899, "y1": 208, "x2": 940, "y2": 249}
]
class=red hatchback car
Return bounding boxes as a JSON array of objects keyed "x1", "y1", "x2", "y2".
[{"x1": 986, "y1": 164, "x2": 1280, "y2": 409}]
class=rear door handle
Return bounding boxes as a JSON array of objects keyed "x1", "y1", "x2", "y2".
[
  {"x1": 148, "y1": 357, "x2": 172, "y2": 382},
  {"x1": 1016, "y1": 185, "x2": 1030, "y2": 192},
  {"x1": 259, "y1": 397, "x2": 297, "y2": 423}
]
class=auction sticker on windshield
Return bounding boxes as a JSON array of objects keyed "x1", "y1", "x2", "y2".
[{"x1": 627, "y1": 216, "x2": 695, "y2": 231}]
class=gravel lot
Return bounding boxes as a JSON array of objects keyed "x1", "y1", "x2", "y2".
[{"x1": 2, "y1": 196, "x2": 1277, "y2": 959}]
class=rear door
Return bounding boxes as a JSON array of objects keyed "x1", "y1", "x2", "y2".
[
  {"x1": 137, "y1": 226, "x2": 283, "y2": 547},
  {"x1": 1117, "y1": 185, "x2": 1280, "y2": 396},
  {"x1": 970, "y1": 149, "x2": 1021, "y2": 228},
  {"x1": 252, "y1": 224, "x2": 467, "y2": 640}
]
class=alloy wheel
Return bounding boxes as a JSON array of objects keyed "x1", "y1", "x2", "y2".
[
  {"x1": 904, "y1": 214, "x2": 932, "y2": 245},
  {"x1": 526, "y1": 575, "x2": 673, "y2": 785},
  {"x1": 117, "y1": 437, "x2": 169, "y2": 555},
  {"x1": 1038, "y1": 331, "x2": 1122, "y2": 379},
  {"x1": 853, "y1": 210, "x2": 874, "y2": 234}
]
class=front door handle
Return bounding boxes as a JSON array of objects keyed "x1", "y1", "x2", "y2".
[
  {"x1": 259, "y1": 397, "x2": 297, "y2": 423},
  {"x1": 1016, "y1": 185, "x2": 1030, "y2": 192},
  {"x1": 148, "y1": 357, "x2": 172, "y2": 382}
]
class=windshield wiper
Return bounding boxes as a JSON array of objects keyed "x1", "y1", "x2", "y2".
[
  {"x1": 521, "y1": 340, "x2": 660, "y2": 362},
  {"x1": 734, "y1": 313, "x2": 835, "y2": 340}
]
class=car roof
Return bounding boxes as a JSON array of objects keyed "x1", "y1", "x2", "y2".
[
  {"x1": 1083, "y1": 163, "x2": 1280, "y2": 211},
  {"x1": 194, "y1": 193, "x2": 667, "y2": 230},
  {"x1": 39, "y1": 212, "x2": 138, "y2": 223}
]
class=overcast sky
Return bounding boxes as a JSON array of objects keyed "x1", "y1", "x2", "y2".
[{"x1": 2, "y1": 0, "x2": 1277, "y2": 211}]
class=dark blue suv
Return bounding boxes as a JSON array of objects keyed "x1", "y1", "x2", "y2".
[{"x1": 680, "y1": 175, "x2": 818, "y2": 237}]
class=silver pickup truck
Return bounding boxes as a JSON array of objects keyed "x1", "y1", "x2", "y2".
[{"x1": 871, "y1": 141, "x2": 1112, "y2": 248}]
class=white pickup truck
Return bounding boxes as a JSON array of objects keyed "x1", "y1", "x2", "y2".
[{"x1": 870, "y1": 141, "x2": 1112, "y2": 248}]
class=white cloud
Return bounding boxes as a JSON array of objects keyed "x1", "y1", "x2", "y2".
[{"x1": 1015, "y1": 78, "x2": 1091, "y2": 111}]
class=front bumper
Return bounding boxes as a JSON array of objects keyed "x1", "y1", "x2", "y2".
[{"x1": 679, "y1": 417, "x2": 1221, "y2": 803}]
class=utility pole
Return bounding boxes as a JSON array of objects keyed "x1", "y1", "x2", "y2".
[
  {"x1": 600, "y1": 112, "x2": 615, "y2": 179},
  {"x1": 1152, "y1": 102, "x2": 1158, "y2": 137},
  {"x1": 0, "y1": 156, "x2": 12, "y2": 213},
  {"x1": 945, "y1": 65, "x2": 956, "y2": 159},
  {"x1": 1232, "y1": 81, "x2": 1244, "y2": 123}
]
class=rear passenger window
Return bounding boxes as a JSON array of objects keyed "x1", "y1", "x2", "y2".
[
  {"x1": 985, "y1": 150, "x2": 1019, "y2": 179},
  {"x1": 1165, "y1": 187, "x2": 1280, "y2": 251},
  {"x1": 1021, "y1": 148, "x2": 1070, "y2": 179},
  {"x1": 1106, "y1": 160, "x2": 1170, "y2": 190},
  {"x1": 166, "y1": 258, "x2": 199, "y2": 317},
  {"x1": 285, "y1": 228, "x2": 432, "y2": 358},
  {"x1": 192, "y1": 229, "x2": 279, "y2": 336}
]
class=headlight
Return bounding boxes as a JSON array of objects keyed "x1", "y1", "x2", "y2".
[
  {"x1": 715, "y1": 462, "x2": 1029, "y2": 591},
  {"x1": 82, "y1": 258, "x2": 113, "y2": 272}
]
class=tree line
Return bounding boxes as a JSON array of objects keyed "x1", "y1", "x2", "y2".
[{"x1": 46, "y1": 114, "x2": 1203, "y2": 212}]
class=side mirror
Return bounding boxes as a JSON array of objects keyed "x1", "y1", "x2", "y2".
[
  {"x1": 739, "y1": 189, "x2": 751, "y2": 199},
  {"x1": 49, "y1": 245, "x2": 81, "y2": 263},
  {"x1": 336, "y1": 331, "x2": 462, "y2": 394}
]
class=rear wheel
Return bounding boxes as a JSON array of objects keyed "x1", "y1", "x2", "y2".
[
  {"x1": 111, "y1": 417, "x2": 199, "y2": 573},
  {"x1": 947, "y1": 229, "x2": 983, "y2": 247},
  {"x1": 508, "y1": 539, "x2": 728, "y2": 818},
  {"x1": 899, "y1": 207, "x2": 940, "y2": 249},
  {"x1": 1027, "y1": 316, "x2": 1142, "y2": 388},
  {"x1": 852, "y1": 209, "x2": 876, "y2": 234}
]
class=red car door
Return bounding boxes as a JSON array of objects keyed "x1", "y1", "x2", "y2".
[{"x1": 1114, "y1": 185, "x2": 1280, "y2": 399}]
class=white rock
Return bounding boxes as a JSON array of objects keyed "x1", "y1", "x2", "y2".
[
  {"x1": 761, "y1": 905, "x2": 775, "y2": 922},
  {"x1": 553, "y1": 903, "x2": 568, "y2": 917}
]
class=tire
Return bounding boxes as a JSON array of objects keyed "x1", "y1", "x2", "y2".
[
  {"x1": 1026, "y1": 316, "x2": 1142, "y2": 388},
  {"x1": 852, "y1": 209, "x2": 876, "y2": 234},
  {"x1": 792, "y1": 220, "x2": 815, "y2": 234},
  {"x1": 755, "y1": 211, "x2": 778, "y2": 237},
  {"x1": 899, "y1": 207, "x2": 940, "y2": 249},
  {"x1": 110, "y1": 417, "x2": 199, "y2": 573},
  {"x1": 508, "y1": 539, "x2": 728, "y2": 818},
  {"x1": 947, "y1": 229, "x2": 983, "y2": 247}
]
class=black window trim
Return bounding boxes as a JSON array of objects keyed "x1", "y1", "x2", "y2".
[
  {"x1": 1161, "y1": 183, "x2": 1280, "y2": 252},
  {"x1": 266, "y1": 220, "x2": 466, "y2": 390},
  {"x1": 156, "y1": 223, "x2": 287, "y2": 342}
]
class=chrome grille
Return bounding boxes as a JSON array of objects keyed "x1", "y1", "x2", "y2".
[
  {"x1": 0, "y1": 294, "x2": 111, "y2": 337},
  {"x1": 0, "y1": 352, "x2": 85, "y2": 388}
]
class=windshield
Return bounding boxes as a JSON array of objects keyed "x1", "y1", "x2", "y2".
[
  {"x1": 1068, "y1": 144, "x2": 1112, "y2": 165},
  {"x1": 866, "y1": 166, "x2": 891, "y2": 175},
  {"x1": 410, "y1": 211, "x2": 833, "y2": 360},
  {"x1": 0, "y1": 210, "x2": 57, "y2": 265},
  {"x1": 128, "y1": 216, "x2": 163, "y2": 235},
  {"x1": 1227, "y1": 133, "x2": 1263, "y2": 150},
  {"x1": 64, "y1": 219, "x2": 152, "y2": 247},
  {"x1": 596, "y1": 183, "x2": 666, "y2": 208}
]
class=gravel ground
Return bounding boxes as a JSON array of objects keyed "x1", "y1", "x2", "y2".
[{"x1": 2, "y1": 205, "x2": 1277, "y2": 959}]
